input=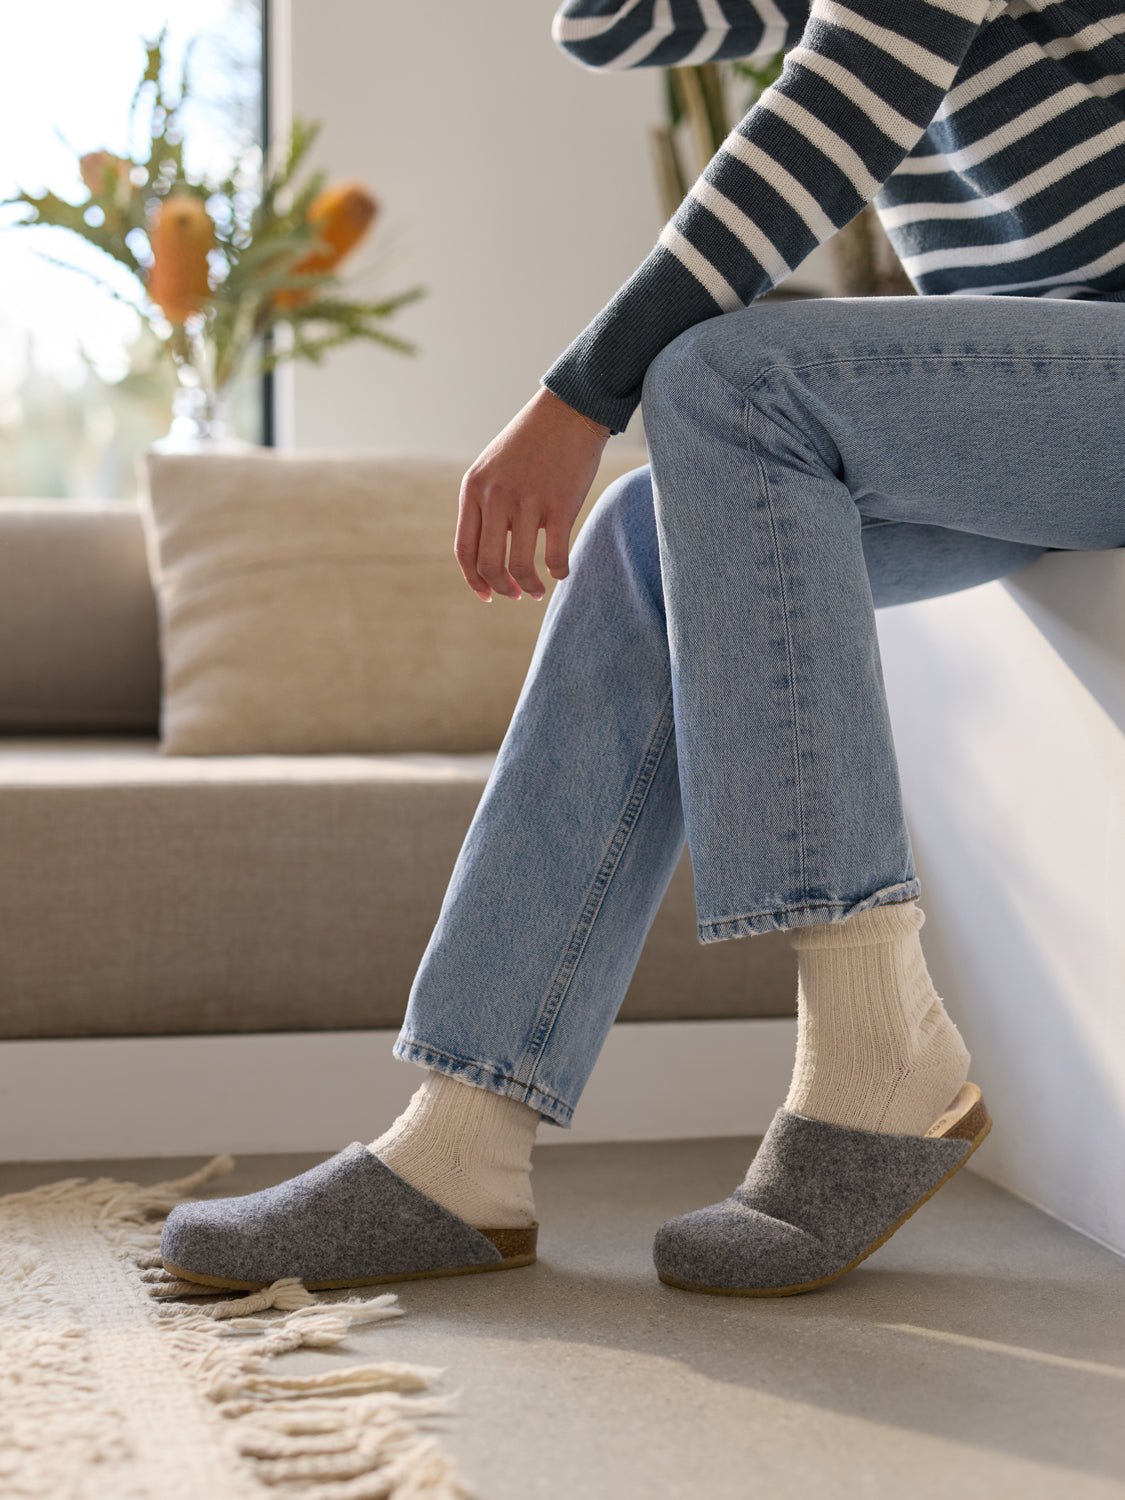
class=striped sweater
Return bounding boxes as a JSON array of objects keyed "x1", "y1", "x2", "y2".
[{"x1": 541, "y1": 0, "x2": 1125, "y2": 434}]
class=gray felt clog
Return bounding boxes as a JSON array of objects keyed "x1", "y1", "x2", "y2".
[
  {"x1": 653, "y1": 1082, "x2": 991, "y2": 1297},
  {"x1": 160, "y1": 1141, "x2": 538, "y2": 1291}
]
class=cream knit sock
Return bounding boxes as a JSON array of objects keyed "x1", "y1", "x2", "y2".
[
  {"x1": 784, "y1": 899, "x2": 970, "y2": 1136},
  {"x1": 367, "y1": 1069, "x2": 539, "y2": 1229}
]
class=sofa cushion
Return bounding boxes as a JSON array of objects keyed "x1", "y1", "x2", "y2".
[
  {"x1": 0, "y1": 738, "x2": 797, "y2": 1039},
  {"x1": 0, "y1": 501, "x2": 160, "y2": 732},
  {"x1": 142, "y1": 444, "x2": 651, "y2": 756}
]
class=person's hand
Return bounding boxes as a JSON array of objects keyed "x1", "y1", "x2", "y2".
[{"x1": 455, "y1": 384, "x2": 612, "y2": 603}]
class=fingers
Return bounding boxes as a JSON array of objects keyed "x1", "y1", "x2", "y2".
[
  {"x1": 507, "y1": 507, "x2": 546, "y2": 599},
  {"x1": 543, "y1": 508, "x2": 572, "y2": 581},
  {"x1": 476, "y1": 494, "x2": 521, "y2": 600},
  {"x1": 456, "y1": 462, "x2": 576, "y2": 603},
  {"x1": 453, "y1": 487, "x2": 493, "y2": 602}
]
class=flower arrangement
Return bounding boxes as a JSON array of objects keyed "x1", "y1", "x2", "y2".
[
  {"x1": 651, "y1": 57, "x2": 914, "y2": 299},
  {"x1": 2, "y1": 27, "x2": 426, "y2": 446}
]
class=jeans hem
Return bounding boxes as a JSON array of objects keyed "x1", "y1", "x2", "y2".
[
  {"x1": 392, "y1": 1037, "x2": 574, "y2": 1128},
  {"x1": 697, "y1": 878, "x2": 922, "y2": 942}
]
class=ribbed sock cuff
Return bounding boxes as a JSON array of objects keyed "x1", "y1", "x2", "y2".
[{"x1": 791, "y1": 898, "x2": 923, "y2": 951}]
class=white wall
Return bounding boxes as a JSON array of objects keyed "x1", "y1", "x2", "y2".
[
  {"x1": 877, "y1": 552, "x2": 1125, "y2": 1254},
  {"x1": 278, "y1": 0, "x2": 836, "y2": 460}
]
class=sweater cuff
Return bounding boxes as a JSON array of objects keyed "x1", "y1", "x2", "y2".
[{"x1": 537, "y1": 365, "x2": 639, "y2": 438}]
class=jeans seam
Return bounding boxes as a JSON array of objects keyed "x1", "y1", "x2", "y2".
[
  {"x1": 743, "y1": 390, "x2": 809, "y2": 907},
  {"x1": 738, "y1": 352, "x2": 1125, "y2": 395},
  {"x1": 516, "y1": 686, "x2": 677, "y2": 1093},
  {"x1": 700, "y1": 888, "x2": 916, "y2": 925},
  {"x1": 698, "y1": 878, "x2": 921, "y2": 933}
]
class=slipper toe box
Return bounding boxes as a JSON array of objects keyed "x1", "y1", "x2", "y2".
[
  {"x1": 161, "y1": 1195, "x2": 284, "y2": 1283},
  {"x1": 653, "y1": 1197, "x2": 838, "y2": 1291}
]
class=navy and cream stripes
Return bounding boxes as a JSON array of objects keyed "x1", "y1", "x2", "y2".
[{"x1": 540, "y1": 0, "x2": 1125, "y2": 433}]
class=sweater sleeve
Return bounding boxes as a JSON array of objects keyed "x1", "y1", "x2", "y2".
[
  {"x1": 541, "y1": 0, "x2": 994, "y2": 434},
  {"x1": 551, "y1": 0, "x2": 812, "y2": 71}
]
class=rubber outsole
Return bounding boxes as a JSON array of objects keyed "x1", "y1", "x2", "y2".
[
  {"x1": 162, "y1": 1222, "x2": 539, "y2": 1292},
  {"x1": 162, "y1": 1251, "x2": 537, "y2": 1293}
]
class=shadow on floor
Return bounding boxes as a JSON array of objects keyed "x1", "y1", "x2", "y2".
[{"x1": 7, "y1": 1136, "x2": 1123, "y2": 1498}]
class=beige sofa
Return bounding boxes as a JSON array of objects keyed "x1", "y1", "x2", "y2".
[{"x1": 0, "y1": 446, "x2": 796, "y2": 1042}]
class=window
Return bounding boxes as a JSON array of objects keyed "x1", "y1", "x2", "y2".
[{"x1": 0, "y1": 0, "x2": 267, "y2": 501}]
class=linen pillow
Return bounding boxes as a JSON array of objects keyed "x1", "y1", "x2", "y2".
[{"x1": 141, "y1": 445, "x2": 649, "y2": 755}]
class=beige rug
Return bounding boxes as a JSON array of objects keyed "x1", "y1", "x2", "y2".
[{"x1": 0, "y1": 1154, "x2": 472, "y2": 1499}]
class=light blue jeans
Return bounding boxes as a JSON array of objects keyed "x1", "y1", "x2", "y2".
[{"x1": 395, "y1": 293, "x2": 1125, "y2": 1128}]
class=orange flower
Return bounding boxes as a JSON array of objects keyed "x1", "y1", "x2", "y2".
[
  {"x1": 275, "y1": 181, "x2": 379, "y2": 310},
  {"x1": 147, "y1": 192, "x2": 214, "y2": 325},
  {"x1": 80, "y1": 150, "x2": 132, "y2": 205}
]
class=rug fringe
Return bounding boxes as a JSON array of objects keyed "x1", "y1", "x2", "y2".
[{"x1": 3, "y1": 1155, "x2": 475, "y2": 1499}]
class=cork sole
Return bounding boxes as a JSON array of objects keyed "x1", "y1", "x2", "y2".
[
  {"x1": 658, "y1": 1082, "x2": 992, "y2": 1298},
  {"x1": 163, "y1": 1222, "x2": 538, "y2": 1293}
]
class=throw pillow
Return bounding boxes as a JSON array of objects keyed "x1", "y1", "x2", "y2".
[{"x1": 141, "y1": 445, "x2": 648, "y2": 755}]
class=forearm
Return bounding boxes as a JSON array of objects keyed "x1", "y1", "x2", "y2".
[{"x1": 544, "y1": 0, "x2": 993, "y2": 434}]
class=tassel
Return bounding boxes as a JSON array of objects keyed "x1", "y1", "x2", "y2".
[
  {"x1": 236, "y1": 1425, "x2": 469, "y2": 1497},
  {"x1": 97, "y1": 1154, "x2": 237, "y2": 1223},
  {"x1": 211, "y1": 1360, "x2": 441, "y2": 1404},
  {"x1": 208, "y1": 1286, "x2": 403, "y2": 1328},
  {"x1": 216, "y1": 1387, "x2": 459, "y2": 1424},
  {"x1": 207, "y1": 1276, "x2": 319, "y2": 1319},
  {"x1": 149, "y1": 1274, "x2": 223, "y2": 1299}
]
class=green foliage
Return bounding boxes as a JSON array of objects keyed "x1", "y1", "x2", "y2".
[
  {"x1": 729, "y1": 53, "x2": 787, "y2": 99},
  {"x1": 2, "y1": 28, "x2": 424, "y2": 400},
  {"x1": 0, "y1": 186, "x2": 142, "y2": 275}
]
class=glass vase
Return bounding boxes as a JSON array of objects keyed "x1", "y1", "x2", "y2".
[
  {"x1": 150, "y1": 316, "x2": 258, "y2": 454},
  {"x1": 150, "y1": 380, "x2": 256, "y2": 453}
]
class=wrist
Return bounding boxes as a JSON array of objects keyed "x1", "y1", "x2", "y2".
[{"x1": 536, "y1": 384, "x2": 612, "y2": 439}]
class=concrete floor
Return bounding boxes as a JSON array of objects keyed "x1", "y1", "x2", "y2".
[{"x1": 4, "y1": 1139, "x2": 1124, "y2": 1500}]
